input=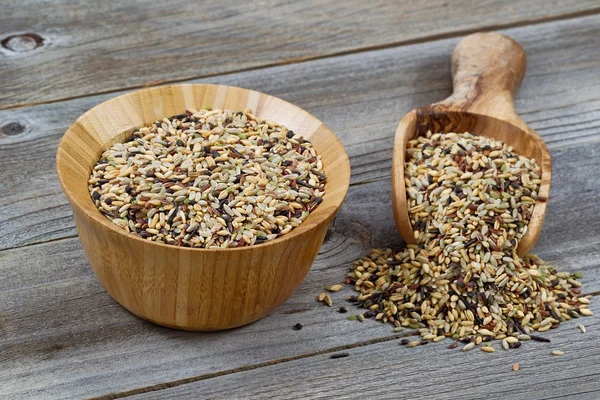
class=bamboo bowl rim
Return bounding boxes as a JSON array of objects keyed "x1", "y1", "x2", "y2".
[{"x1": 57, "y1": 84, "x2": 351, "y2": 253}]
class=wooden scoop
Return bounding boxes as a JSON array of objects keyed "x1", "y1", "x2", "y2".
[{"x1": 392, "y1": 32, "x2": 551, "y2": 257}]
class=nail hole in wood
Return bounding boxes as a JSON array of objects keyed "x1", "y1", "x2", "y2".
[{"x1": 1, "y1": 33, "x2": 44, "y2": 52}]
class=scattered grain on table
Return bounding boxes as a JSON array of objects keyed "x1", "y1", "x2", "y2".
[{"x1": 324, "y1": 131, "x2": 591, "y2": 353}]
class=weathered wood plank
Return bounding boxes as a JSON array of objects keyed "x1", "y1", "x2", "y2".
[
  {"x1": 1, "y1": 159, "x2": 599, "y2": 399},
  {"x1": 2, "y1": 15, "x2": 600, "y2": 250},
  {"x1": 0, "y1": 186, "x2": 402, "y2": 399},
  {"x1": 1, "y1": 0, "x2": 599, "y2": 108},
  {"x1": 132, "y1": 297, "x2": 600, "y2": 400}
]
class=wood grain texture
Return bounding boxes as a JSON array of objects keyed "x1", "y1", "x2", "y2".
[
  {"x1": 1, "y1": 175, "x2": 598, "y2": 399},
  {"x1": 2, "y1": 14, "x2": 600, "y2": 251},
  {"x1": 392, "y1": 32, "x2": 551, "y2": 256},
  {"x1": 132, "y1": 298, "x2": 600, "y2": 400},
  {"x1": 1, "y1": 0, "x2": 600, "y2": 108},
  {"x1": 56, "y1": 84, "x2": 350, "y2": 330},
  {"x1": 2, "y1": 13, "x2": 600, "y2": 399}
]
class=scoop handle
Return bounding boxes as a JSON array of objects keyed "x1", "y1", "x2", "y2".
[{"x1": 438, "y1": 32, "x2": 527, "y2": 126}]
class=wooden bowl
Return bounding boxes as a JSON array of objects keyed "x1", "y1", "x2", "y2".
[
  {"x1": 392, "y1": 33, "x2": 551, "y2": 256},
  {"x1": 56, "y1": 84, "x2": 350, "y2": 331}
]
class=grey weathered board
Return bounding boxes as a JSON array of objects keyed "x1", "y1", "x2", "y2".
[
  {"x1": 2, "y1": 14, "x2": 600, "y2": 251},
  {"x1": 1, "y1": 4, "x2": 600, "y2": 400},
  {"x1": 1, "y1": 0, "x2": 599, "y2": 108},
  {"x1": 131, "y1": 298, "x2": 600, "y2": 400},
  {"x1": 1, "y1": 167, "x2": 599, "y2": 398}
]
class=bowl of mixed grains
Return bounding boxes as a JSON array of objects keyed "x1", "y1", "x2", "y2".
[{"x1": 56, "y1": 84, "x2": 350, "y2": 330}]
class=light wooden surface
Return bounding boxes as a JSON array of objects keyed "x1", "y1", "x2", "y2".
[
  {"x1": 1, "y1": 3, "x2": 600, "y2": 399},
  {"x1": 392, "y1": 32, "x2": 551, "y2": 256}
]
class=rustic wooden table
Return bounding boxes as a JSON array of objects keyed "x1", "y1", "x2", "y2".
[{"x1": 2, "y1": 1, "x2": 600, "y2": 399}]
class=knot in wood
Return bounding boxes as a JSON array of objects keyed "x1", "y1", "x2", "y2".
[
  {"x1": 1, "y1": 122, "x2": 26, "y2": 136},
  {"x1": 1, "y1": 33, "x2": 44, "y2": 52}
]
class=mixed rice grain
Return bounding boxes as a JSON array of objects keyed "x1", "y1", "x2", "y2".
[
  {"x1": 342, "y1": 131, "x2": 590, "y2": 349},
  {"x1": 88, "y1": 108, "x2": 325, "y2": 248}
]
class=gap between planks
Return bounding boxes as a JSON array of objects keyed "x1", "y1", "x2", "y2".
[
  {"x1": 90, "y1": 290, "x2": 600, "y2": 400},
  {"x1": 3, "y1": 5, "x2": 600, "y2": 112}
]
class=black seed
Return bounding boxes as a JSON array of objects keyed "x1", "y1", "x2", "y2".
[
  {"x1": 338, "y1": 307, "x2": 349, "y2": 313},
  {"x1": 292, "y1": 323, "x2": 303, "y2": 331},
  {"x1": 529, "y1": 335, "x2": 551, "y2": 343},
  {"x1": 211, "y1": 150, "x2": 220, "y2": 158},
  {"x1": 363, "y1": 311, "x2": 375, "y2": 318},
  {"x1": 100, "y1": 209, "x2": 114, "y2": 217},
  {"x1": 187, "y1": 224, "x2": 200, "y2": 237},
  {"x1": 400, "y1": 339, "x2": 410, "y2": 345},
  {"x1": 513, "y1": 319, "x2": 527, "y2": 334},
  {"x1": 203, "y1": 146, "x2": 211, "y2": 153},
  {"x1": 297, "y1": 180, "x2": 317, "y2": 189},
  {"x1": 286, "y1": 130, "x2": 294, "y2": 138},
  {"x1": 230, "y1": 147, "x2": 245, "y2": 158},
  {"x1": 330, "y1": 353, "x2": 349, "y2": 359},
  {"x1": 91, "y1": 191, "x2": 100, "y2": 201},
  {"x1": 419, "y1": 341, "x2": 429, "y2": 346},
  {"x1": 509, "y1": 342, "x2": 522, "y2": 349},
  {"x1": 166, "y1": 205, "x2": 179, "y2": 225}
]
